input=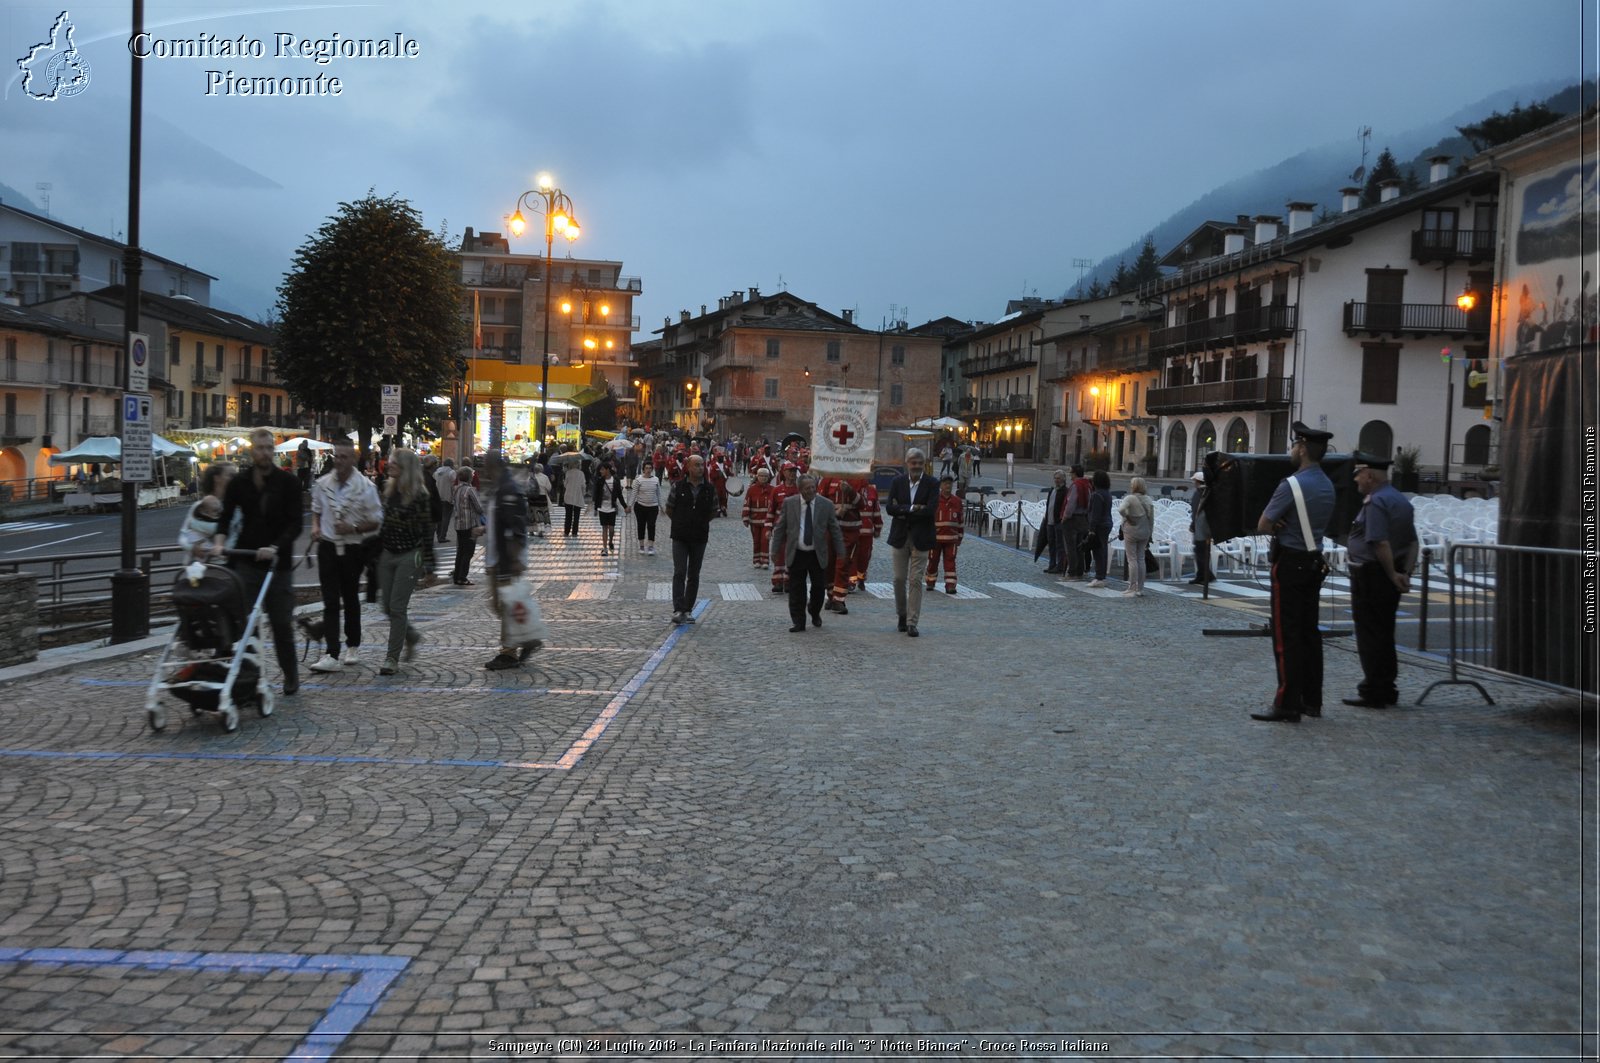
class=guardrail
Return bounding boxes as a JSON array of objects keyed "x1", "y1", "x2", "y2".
[{"x1": 1418, "y1": 542, "x2": 1596, "y2": 705}]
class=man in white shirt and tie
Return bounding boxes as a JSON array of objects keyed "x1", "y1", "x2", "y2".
[{"x1": 768, "y1": 473, "x2": 844, "y2": 632}]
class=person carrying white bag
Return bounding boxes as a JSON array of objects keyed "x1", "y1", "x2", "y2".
[{"x1": 483, "y1": 452, "x2": 548, "y2": 671}]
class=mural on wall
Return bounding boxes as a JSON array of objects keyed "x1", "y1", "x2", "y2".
[{"x1": 1509, "y1": 159, "x2": 1597, "y2": 355}]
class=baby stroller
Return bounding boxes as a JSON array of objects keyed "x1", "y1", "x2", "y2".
[{"x1": 145, "y1": 551, "x2": 277, "y2": 733}]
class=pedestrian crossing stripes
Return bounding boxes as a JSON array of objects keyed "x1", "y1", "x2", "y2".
[
  {"x1": 0, "y1": 521, "x2": 71, "y2": 534},
  {"x1": 718, "y1": 582, "x2": 763, "y2": 601},
  {"x1": 991, "y1": 581, "x2": 1063, "y2": 599}
]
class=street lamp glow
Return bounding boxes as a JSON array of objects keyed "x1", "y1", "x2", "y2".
[
  {"x1": 560, "y1": 300, "x2": 573, "y2": 314},
  {"x1": 508, "y1": 173, "x2": 582, "y2": 444},
  {"x1": 584, "y1": 337, "x2": 598, "y2": 350},
  {"x1": 1456, "y1": 288, "x2": 1477, "y2": 312},
  {"x1": 599, "y1": 303, "x2": 610, "y2": 317},
  {"x1": 564, "y1": 221, "x2": 580, "y2": 242},
  {"x1": 536, "y1": 172, "x2": 553, "y2": 190},
  {"x1": 508, "y1": 210, "x2": 526, "y2": 237},
  {"x1": 551, "y1": 213, "x2": 568, "y2": 234}
]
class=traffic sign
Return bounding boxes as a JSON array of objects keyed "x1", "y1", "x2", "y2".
[
  {"x1": 381, "y1": 384, "x2": 402, "y2": 416},
  {"x1": 122, "y1": 392, "x2": 153, "y2": 483},
  {"x1": 128, "y1": 332, "x2": 149, "y2": 393},
  {"x1": 383, "y1": 413, "x2": 398, "y2": 435}
]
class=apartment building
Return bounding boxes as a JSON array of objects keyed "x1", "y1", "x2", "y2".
[
  {"x1": 1037, "y1": 300, "x2": 1164, "y2": 470},
  {"x1": 0, "y1": 199, "x2": 213, "y2": 306},
  {"x1": 1143, "y1": 161, "x2": 1497, "y2": 477},
  {"x1": 0, "y1": 300, "x2": 123, "y2": 487}
]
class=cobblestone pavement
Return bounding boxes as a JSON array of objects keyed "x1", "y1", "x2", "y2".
[{"x1": 0, "y1": 509, "x2": 1592, "y2": 1060}]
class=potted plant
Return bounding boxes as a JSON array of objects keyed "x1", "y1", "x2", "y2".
[
  {"x1": 1086, "y1": 448, "x2": 1111, "y2": 472},
  {"x1": 1392, "y1": 446, "x2": 1421, "y2": 492}
]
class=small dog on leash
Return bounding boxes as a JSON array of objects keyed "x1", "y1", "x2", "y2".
[{"x1": 294, "y1": 613, "x2": 325, "y2": 660}]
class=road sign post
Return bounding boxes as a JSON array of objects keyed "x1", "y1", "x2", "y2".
[{"x1": 128, "y1": 332, "x2": 148, "y2": 393}]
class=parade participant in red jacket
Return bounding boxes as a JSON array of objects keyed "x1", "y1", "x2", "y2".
[
  {"x1": 850, "y1": 478, "x2": 880, "y2": 592},
  {"x1": 741, "y1": 467, "x2": 775, "y2": 568},
  {"x1": 708, "y1": 446, "x2": 730, "y2": 516},
  {"x1": 925, "y1": 475, "x2": 964, "y2": 594},
  {"x1": 822, "y1": 476, "x2": 861, "y2": 613},
  {"x1": 767, "y1": 462, "x2": 801, "y2": 594}
]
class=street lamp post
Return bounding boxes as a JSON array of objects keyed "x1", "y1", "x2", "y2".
[{"x1": 508, "y1": 173, "x2": 580, "y2": 448}]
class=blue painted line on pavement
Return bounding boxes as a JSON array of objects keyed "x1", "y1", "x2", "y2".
[
  {"x1": 541, "y1": 599, "x2": 708, "y2": 770},
  {"x1": 0, "y1": 945, "x2": 408, "y2": 1063}
]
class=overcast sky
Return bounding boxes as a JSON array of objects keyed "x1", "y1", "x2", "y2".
[{"x1": 2, "y1": 0, "x2": 1591, "y2": 332}]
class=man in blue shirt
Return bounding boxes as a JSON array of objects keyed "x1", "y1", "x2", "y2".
[
  {"x1": 1251, "y1": 421, "x2": 1336, "y2": 723},
  {"x1": 1342, "y1": 452, "x2": 1418, "y2": 708}
]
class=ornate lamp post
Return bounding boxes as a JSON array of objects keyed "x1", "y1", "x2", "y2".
[{"x1": 508, "y1": 173, "x2": 579, "y2": 447}]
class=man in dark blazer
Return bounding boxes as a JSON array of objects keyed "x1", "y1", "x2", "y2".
[
  {"x1": 768, "y1": 473, "x2": 845, "y2": 632},
  {"x1": 885, "y1": 447, "x2": 939, "y2": 637}
]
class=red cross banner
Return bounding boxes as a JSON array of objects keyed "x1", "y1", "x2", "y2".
[{"x1": 808, "y1": 385, "x2": 878, "y2": 476}]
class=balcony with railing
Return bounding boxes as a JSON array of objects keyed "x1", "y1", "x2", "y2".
[
  {"x1": 1145, "y1": 375, "x2": 1293, "y2": 414},
  {"x1": 60, "y1": 361, "x2": 121, "y2": 388},
  {"x1": 1150, "y1": 305, "x2": 1298, "y2": 356},
  {"x1": 81, "y1": 415, "x2": 114, "y2": 438},
  {"x1": 460, "y1": 263, "x2": 530, "y2": 287},
  {"x1": 234, "y1": 362, "x2": 282, "y2": 386},
  {"x1": 0, "y1": 360, "x2": 62, "y2": 387},
  {"x1": 959, "y1": 347, "x2": 1039, "y2": 377},
  {"x1": 0, "y1": 414, "x2": 38, "y2": 442},
  {"x1": 1099, "y1": 341, "x2": 1159, "y2": 373},
  {"x1": 1342, "y1": 302, "x2": 1488, "y2": 337},
  {"x1": 1411, "y1": 228, "x2": 1494, "y2": 264},
  {"x1": 975, "y1": 391, "x2": 1036, "y2": 415},
  {"x1": 1046, "y1": 355, "x2": 1093, "y2": 382},
  {"x1": 193, "y1": 364, "x2": 223, "y2": 388},
  {"x1": 711, "y1": 393, "x2": 786, "y2": 412}
]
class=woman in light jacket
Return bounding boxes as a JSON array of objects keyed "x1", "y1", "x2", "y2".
[
  {"x1": 559, "y1": 450, "x2": 589, "y2": 538},
  {"x1": 1117, "y1": 476, "x2": 1156, "y2": 597},
  {"x1": 632, "y1": 462, "x2": 662, "y2": 555}
]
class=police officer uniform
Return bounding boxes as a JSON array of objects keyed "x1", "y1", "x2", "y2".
[
  {"x1": 1252, "y1": 422, "x2": 1336, "y2": 723},
  {"x1": 1343, "y1": 452, "x2": 1417, "y2": 708}
]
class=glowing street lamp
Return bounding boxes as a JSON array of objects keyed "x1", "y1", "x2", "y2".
[{"x1": 508, "y1": 173, "x2": 581, "y2": 445}]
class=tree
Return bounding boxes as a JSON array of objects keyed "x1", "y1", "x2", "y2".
[
  {"x1": 1362, "y1": 148, "x2": 1402, "y2": 206},
  {"x1": 1085, "y1": 278, "x2": 1108, "y2": 300},
  {"x1": 1110, "y1": 259, "x2": 1131, "y2": 294},
  {"x1": 274, "y1": 192, "x2": 466, "y2": 454},
  {"x1": 1130, "y1": 235, "x2": 1162, "y2": 288},
  {"x1": 1457, "y1": 102, "x2": 1561, "y2": 152}
]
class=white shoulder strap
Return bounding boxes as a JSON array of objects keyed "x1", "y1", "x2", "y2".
[{"x1": 1286, "y1": 475, "x2": 1319, "y2": 552}]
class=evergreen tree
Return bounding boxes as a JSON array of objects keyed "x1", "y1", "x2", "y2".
[
  {"x1": 1086, "y1": 278, "x2": 1107, "y2": 300},
  {"x1": 1457, "y1": 102, "x2": 1562, "y2": 152},
  {"x1": 1110, "y1": 260, "x2": 1131, "y2": 294},
  {"x1": 1362, "y1": 148, "x2": 1402, "y2": 206},
  {"x1": 275, "y1": 192, "x2": 467, "y2": 455},
  {"x1": 1131, "y1": 235, "x2": 1162, "y2": 288}
]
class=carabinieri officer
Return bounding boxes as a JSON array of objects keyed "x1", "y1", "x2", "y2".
[
  {"x1": 1341, "y1": 451, "x2": 1417, "y2": 709},
  {"x1": 1251, "y1": 421, "x2": 1335, "y2": 724}
]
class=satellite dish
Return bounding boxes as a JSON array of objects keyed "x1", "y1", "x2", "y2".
[{"x1": 1350, "y1": 165, "x2": 1366, "y2": 184}]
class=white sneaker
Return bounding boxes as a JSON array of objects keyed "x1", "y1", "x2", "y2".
[
  {"x1": 1086, "y1": 579, "x2": 1107, "y2": 588},
  {"x1": 341, "y1": 646, "x2": 361, "y2": 666},
  {"x1": 1121, "y1": 589, "x2": 1137, "y2": 597},
  {"x1": 310, "y1": 653, "x2": 343, "y2": 673}
]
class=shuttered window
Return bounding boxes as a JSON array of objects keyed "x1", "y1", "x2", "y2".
[{"x1": 1360, "y1": 344, "x2": 1399, "y2": 404}]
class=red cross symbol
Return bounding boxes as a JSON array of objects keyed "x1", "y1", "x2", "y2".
[{"x1": 832, "y1": 423, "x2": 855, "y2": 446}]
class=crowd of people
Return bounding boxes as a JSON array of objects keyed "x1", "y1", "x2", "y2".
[{"x1": 174, "y1": 421, "x2": 1419, "y2": 726}]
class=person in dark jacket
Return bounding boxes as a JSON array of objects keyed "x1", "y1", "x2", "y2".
[
  {"x1": 214, "y1": 427, "x2": 303, "y2": 696},
  {"x1": 664, "y1": 453, "x2": 717, "y2": 624},
  {"x1": 592, "y1": 459, "x2": 628, "y2": 556},
  {"x1": 1085, "y1": 470, "x2": 1114, "y2": 587},
  {"x1": 884, "y1": 447, "x2": 939, "y2": 637}
]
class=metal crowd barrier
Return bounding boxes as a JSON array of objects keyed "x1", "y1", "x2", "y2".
[{"x1": 1418, "y1": 542, "x2": 1597, "y2": 706}]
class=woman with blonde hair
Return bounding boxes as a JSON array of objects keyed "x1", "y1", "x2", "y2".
[
  {"x1": 375, "y1": 448, "x2": 435, "y2": 674},
  {"x1": 1117, "y1": 475, "x2": 1155, "y2": 597}
]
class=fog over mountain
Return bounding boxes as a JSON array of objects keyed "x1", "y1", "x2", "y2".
[{"x1": 1068, "y1": 77, "x2": 1586, "y2": 299}]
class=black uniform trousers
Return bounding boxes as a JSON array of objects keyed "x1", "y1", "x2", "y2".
[
  {"x1": 787, "y1": 548, "x2": 827, "y2": 625},
  {"x1": 316, "y1": 540, "x2": 367, "y2": 656},
  {"x1": 1270, "y1": 547, "x2": 1326, "y2": 714},
  {"x1": 1349, "y1": 561, "x2": 1401, "y2": 703}
]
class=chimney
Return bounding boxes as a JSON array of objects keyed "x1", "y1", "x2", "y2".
[
  {"x1": 664, "y1": 317, "x2": 672, "y2": 329},
  {"x1": 1253, "y1": 215, "x2": 1281, "y2": 244},
  {"x1": 701, "y1": 304, "x2": 707, "y2": 316},
  {"x1": 748, "y1": 287, "x2": 760, "y2": 301},
  {"x1": 1120, "y1": 300, "x2": 1134, "y2": 318},
  {"x1": 731, "y1": 290, "x2": 743, "y2": 305},
  {"x1": 1379, "y1": 179, "x2": 1401, "y2": 203},
  {"x1": 1340, "y1": 186, "x2": 1362, "y2": 213},
  {"x1": 842, "y1": 308, "x2": 854, "y2": 324},
  {"x1": 1079, "y1": 314, "x2": 1090, "y2": 329},
  {"x1": 1429, "y1": 155, "x2": 1452, "y2": 184},
  {"x1": 463, "y1": 226, "x2": 475, "y2": 248},
  {"x1": 1236, "y1": 214, "x2": 1251, "y2": 227},
  {"x1": 1222, "y1": 227, "x2": 1247, "y2": 255},
  {"x1": 1286, "y1": 201, "x2": 1316, "y2": 234},
  {"x1": 680, "y1": 310, "x2": 691, "y2": 322}
]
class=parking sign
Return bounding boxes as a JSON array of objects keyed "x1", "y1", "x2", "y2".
[{"x1": 122, "y1": 392, "x2": 153, "y2": 483}]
